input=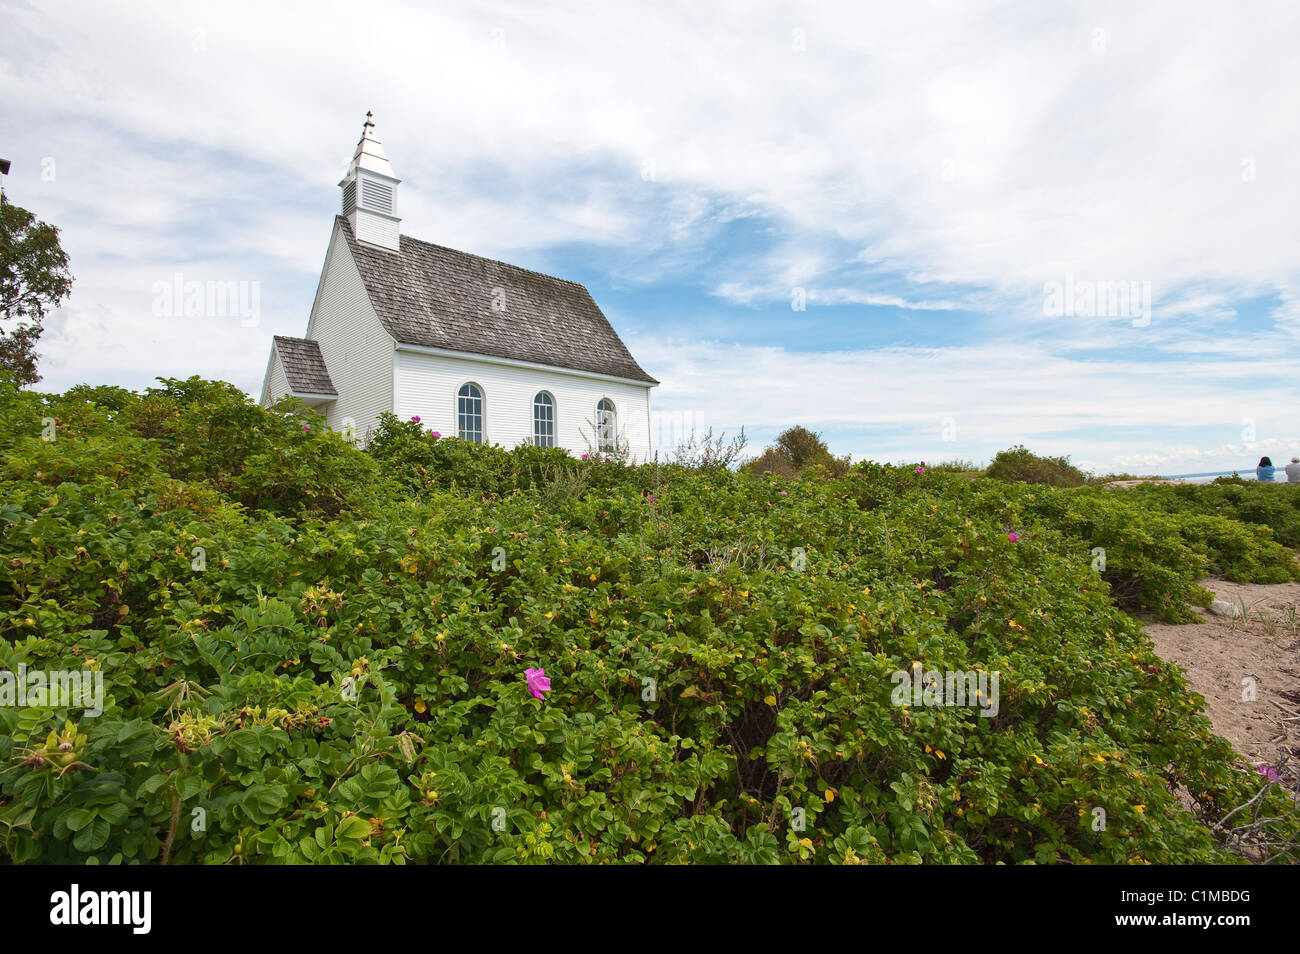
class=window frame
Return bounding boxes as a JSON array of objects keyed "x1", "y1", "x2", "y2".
[
  {"x1": 456, "y1": 382, "x2": 485, "y2": 444},
  {"x1": 595, "y1": 397, "x2": 617, "y2": 454},
  {"x1": 532, "y1": 391, "x2": 556, "y2": 448}
]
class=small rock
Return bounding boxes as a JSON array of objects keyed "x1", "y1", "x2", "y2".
[{"x1": 1208, "y1": 600, "x2": 1242, "y2": 618}]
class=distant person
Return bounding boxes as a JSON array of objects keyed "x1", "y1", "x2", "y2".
[
  {"x1": 1287, "y1": 457, "x2": 1300, "y2": 483},
  {"x1": 1256, "y1": 456, "x2": 1276, "y2": 482}
]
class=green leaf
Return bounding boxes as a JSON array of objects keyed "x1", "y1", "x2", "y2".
[
  {"x1": 73, "y1": 817, "x2": 111, "y2": 852},
  {"x1": 64, "y1": 808, "x2": 94, "y2": 832},
  {"x1": 336, "y1": 816, "x2": 371, "y2": 840}
]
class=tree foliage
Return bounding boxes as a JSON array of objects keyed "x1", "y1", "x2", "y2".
[
  {"x1": 744, "y1": 425, "x2": 851, "y2": 479},
  {"x1": 0, "y1": 199, "x2": 74, "y2": 387},
  {"x1": 985, "y1": 444, "x2": 1088, "y2": 487}
]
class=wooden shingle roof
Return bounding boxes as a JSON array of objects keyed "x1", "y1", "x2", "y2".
[
  {"x1": 338, "y1": 216, "x2": 657, "y2": 384},
  {"x1": 272, "y1": 336, "x2": 337, "y2": 395}
]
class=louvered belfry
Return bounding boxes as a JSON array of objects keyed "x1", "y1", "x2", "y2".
[{"x1": 338, "y1": 112, "x2": 401, "y2": 251}]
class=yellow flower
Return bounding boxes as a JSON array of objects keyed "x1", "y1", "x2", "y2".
[
  {"x1": 545, "y1": 612, "x2": 553, "y2": 619},
  {"x1": 824, "y1": 788, "x2": 836, "y2": 802},
  {"x1": 414, "y1": 696, "x2": 427, "y2": 714},
  {"x1": 1134, "y1": 805, "x2": 1145, "y2": 814}
]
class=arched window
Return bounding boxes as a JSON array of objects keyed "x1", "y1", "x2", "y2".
[
  {"x1": 596, "y1": 398, "x2": 616, "y2": 453},
  {"x1": 457, "y1": 383, "x2": 484, "y2": 444},
  {"x1": 533, "y1": 392, "x2": 555, "y2": 448}
]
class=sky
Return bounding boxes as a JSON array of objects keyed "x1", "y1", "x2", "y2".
[{"x1": 2, "y1": 0, "x2": 1298, "y2": 475}]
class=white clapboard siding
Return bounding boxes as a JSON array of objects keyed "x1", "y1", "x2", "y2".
[
  {"x1": 395, "y1": 348, "x2": 654, "y2": 460},
  {"x1": 304, "y1": 223, "x2": 396, "y2": 441},
  {"x1": 260, "y1": 346, "x2": 290, "y2": 407},
  {"x1": 351, "y1": 210, "x2": 400, "y2": 252}
]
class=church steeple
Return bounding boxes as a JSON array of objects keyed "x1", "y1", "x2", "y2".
[{"x1": 338, "y1": 112, "x2": 401, "y2": 251}]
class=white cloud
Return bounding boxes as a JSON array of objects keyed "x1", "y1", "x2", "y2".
[
  {"x1": 2, "y1": 0, "x2": 1298, "y2": 469},
  {"x1": 8, "y1": 1, "x2": 1298, "y2": 288},
  {"x1": 635, "y1": 334, "x2": 1297, "y2": 474}
]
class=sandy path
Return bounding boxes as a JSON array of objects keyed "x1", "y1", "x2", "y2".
[
  {"x1": 1145, "y1": 578, "x2": 1300, "y2": 786},
  {"x1": 1104, "y1": 478, "x2": 1188, "y2": 488}
]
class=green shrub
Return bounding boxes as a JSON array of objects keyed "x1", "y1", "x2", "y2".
[
  {"x1": 986, "y1": 445, "x2": 1087, "y2": 487},
  {"x1": 741, "y1": 447, "x2": 798, "y2": 479},
  {"x1": 1175, "y1": 513, "x2": 1300, "y2": 583},
  {"x1": 0, "y1": 381, "x2": 1295, "y2": 864},
  {"x1": 743, "y1": 426, "x2": 850, "y2": 479},
  {"x1": 1126, "y1": 480, "x2": 1300, "y2": 550},
  {"x1": 21, "y1": 376, "x2": 387, "y2": 518},
  {"x1": 366, "y1": 412, "x2": 579, "y2": 499},
  {"x1": 1015, "y1": 486, "x2": 1213, "y2": 621}
]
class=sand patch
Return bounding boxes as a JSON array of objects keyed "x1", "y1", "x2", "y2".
[
  {"x1": 1144, "y1": 577, "x2": 1300, "y2": 788},
  {"x1": 1103, "y1": 478, "x2": 1188, "y2": 489}
]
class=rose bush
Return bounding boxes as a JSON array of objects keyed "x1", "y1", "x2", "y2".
[{"x1": 0, "y1": 377, "x2": 1296, "y2": 864}]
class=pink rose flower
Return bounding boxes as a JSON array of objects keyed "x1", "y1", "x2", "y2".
[
  {"x1": 301, "y1": 424, "x2": 310, "y2": 431},
  {"x1": 1257, "y1": 764, "x2": 1280, "y2": 783},
  {"x1": 525, "y1": 667, "x2": 552, "y2": 700},
  {"x1": 411, "y1": 415, "x2": 421, "y2": 423},
  {"x1": 1007, "y1": 531, "x2": 1019, "y2": 542},
  {"x1": 430, "y1": 430, "x2": 441, "y2": 438}
]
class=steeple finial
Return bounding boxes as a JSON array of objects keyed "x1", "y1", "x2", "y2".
[{"x1": 339, "y1": 113, "x2": 401, "y2": 251}]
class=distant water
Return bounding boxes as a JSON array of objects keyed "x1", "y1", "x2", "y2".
[{"x1": 1161, "y1": 470, "x2": 1296, "y2": 484}]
